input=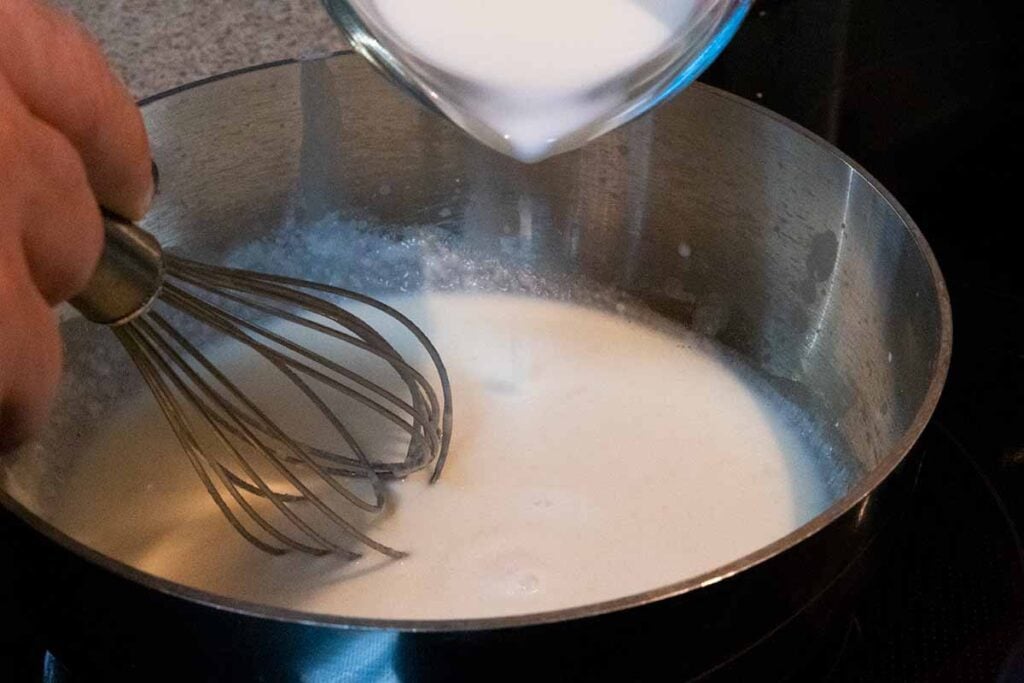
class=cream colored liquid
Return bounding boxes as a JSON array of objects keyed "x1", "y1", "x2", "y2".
[{"x1": 57, "y1": 293, "x2": 829, "y2": 620}]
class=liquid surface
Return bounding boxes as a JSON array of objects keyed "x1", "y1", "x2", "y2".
[
  {"x1": 56, "y1": 293, "x2": 829, "y2": 620},
  {"x1": 348, "y1": 0, "x2": 706, "y2": 161}
]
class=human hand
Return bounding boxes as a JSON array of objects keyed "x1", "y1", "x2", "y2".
[{"x1": 0, "y1": 0, "x2": 153, "y2": 451}]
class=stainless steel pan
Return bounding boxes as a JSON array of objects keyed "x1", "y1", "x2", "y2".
[{"x1": 0, "y1": 52, "x2": 950, "y2": 680}]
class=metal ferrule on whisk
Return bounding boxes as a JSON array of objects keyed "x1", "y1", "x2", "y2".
[{"x1": 71, "y1": 213, "x2": 165, "y2": 326}]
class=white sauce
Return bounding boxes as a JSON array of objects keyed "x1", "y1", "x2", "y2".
[
  {"x1": 57, "y1": 293, "x2": 829, "y2": 620},
  {"x1": 348, "y1": 0, "x2": 707, "y2": 161}
]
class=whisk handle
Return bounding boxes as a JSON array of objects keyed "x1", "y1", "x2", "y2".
[{"x1": 70, "y1": 212, "x2": 165, "y2": 326}]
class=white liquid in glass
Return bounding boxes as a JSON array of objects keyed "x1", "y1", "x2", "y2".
[{"x1": 348, "y1": 0, "x2": 709, "y2": 161}]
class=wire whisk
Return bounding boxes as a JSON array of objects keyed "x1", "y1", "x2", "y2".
[{"x1": 70, "y1": 212, "x2": 452, "y2": 558}]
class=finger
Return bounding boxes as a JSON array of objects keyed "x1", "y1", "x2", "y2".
[
  {"x1": 0, "y1": 255, "x2": 63, "y2": 452},
  {"x1": 0, "y1": 0, "x2": 153, "y2": 220},
  {"x1": 0, "y1": 75, "x2": 103, "y2": 305}
]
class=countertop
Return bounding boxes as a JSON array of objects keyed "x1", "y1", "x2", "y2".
[{"x1": 56, "y1": 0, "x2": 347, "y2": 99}]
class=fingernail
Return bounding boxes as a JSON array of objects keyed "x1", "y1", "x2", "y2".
[{"x1": 138, "y1": 160, "x2": 159, "y2": 218}]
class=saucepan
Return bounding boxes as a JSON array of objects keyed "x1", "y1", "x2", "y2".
[{"x1": 0, "y1": 52, "x2": 950, "y2": 680}]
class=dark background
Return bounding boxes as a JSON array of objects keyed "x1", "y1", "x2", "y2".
[{"x1": 3, "y1": 0, "x2": 1024, "y2": 679}]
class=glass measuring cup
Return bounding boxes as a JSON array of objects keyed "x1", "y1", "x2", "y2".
[{"x1": 321, "y1": 1, "x2": 752, "y2": 161}]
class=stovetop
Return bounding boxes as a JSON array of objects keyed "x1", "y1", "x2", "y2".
[
  {"x1": 819, "y1": 426, "x2": 1024, "y2": 681},
  {"x1": 3, "y1": 0, "x2": 1023, "y2": 680}
]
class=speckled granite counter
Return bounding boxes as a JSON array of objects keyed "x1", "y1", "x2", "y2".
[{"x1": 56, "y1": 0, "x2": 347, "y2": 99}]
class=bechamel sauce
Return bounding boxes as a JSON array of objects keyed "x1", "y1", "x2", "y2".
[
  {"x1": 56, "y1": 293, "x2": 829, "y2": 620},
  {"x1": 348, "y1": 0, "x2": 706, "y2": 161}
]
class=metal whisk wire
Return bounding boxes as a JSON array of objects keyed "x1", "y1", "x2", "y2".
[{"x1": 71, "y1": 214, "x2": 453, "y2": 558}]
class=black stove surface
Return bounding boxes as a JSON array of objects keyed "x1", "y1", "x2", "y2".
[
  {"x1": 3, "y1": 0, "x2": 1023, "y2": 680},
  {"x1": 817, "y1": 426, "x2": 1024, "y2": 682}
]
